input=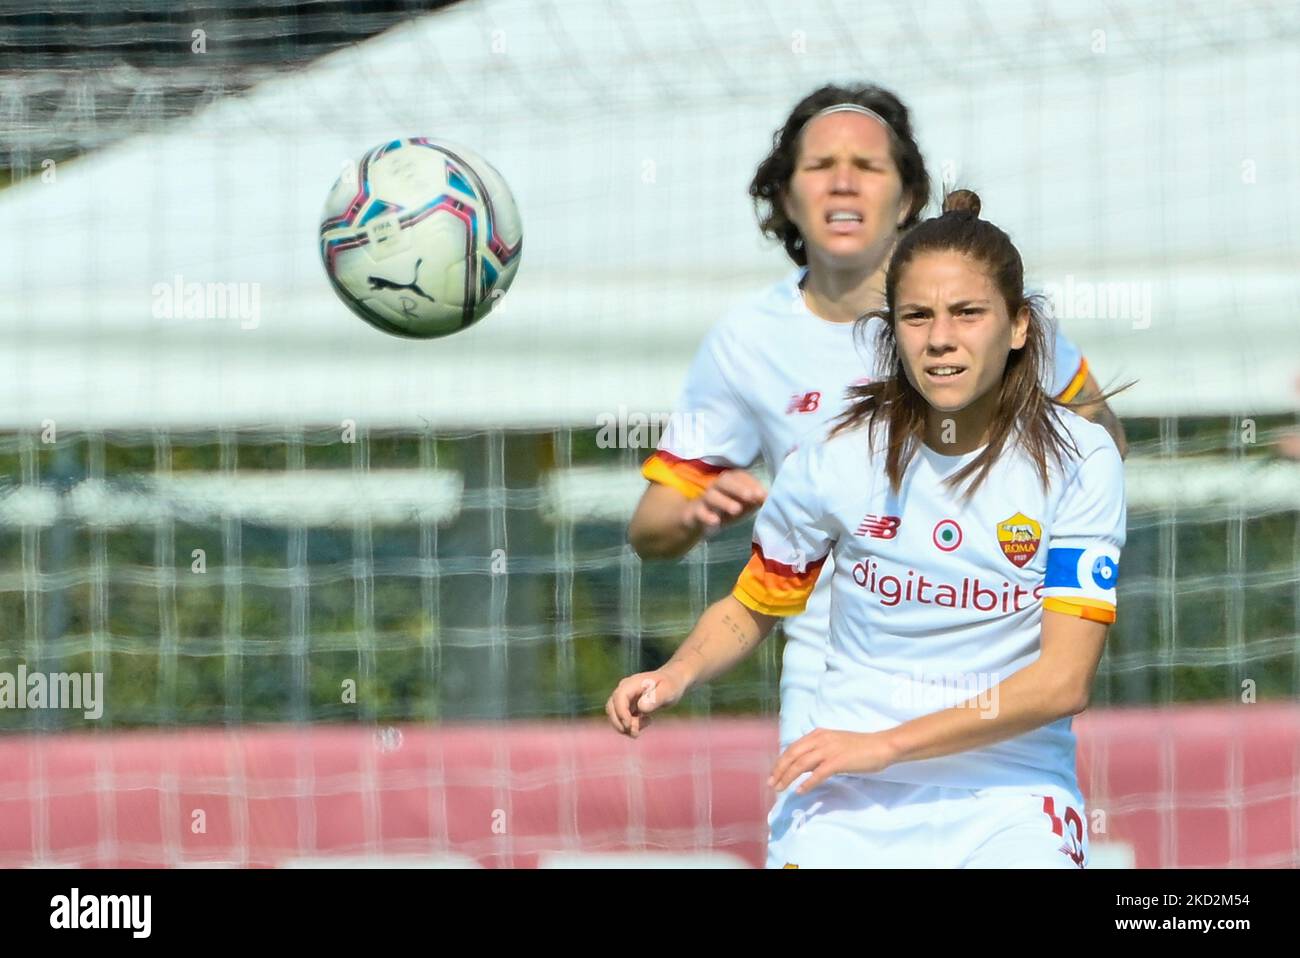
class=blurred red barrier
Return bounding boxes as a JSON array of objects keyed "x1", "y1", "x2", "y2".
[{"x1": 0, "y1": 703, "x2": 1293, "y2": 868}]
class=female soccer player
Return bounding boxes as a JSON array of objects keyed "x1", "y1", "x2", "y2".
[
  {"x1": 629, "y1": 83, "x2": 1127, "y2": 761},
  {"x1": 608, "y1": 190, "x2": 1126, "y2": 867}
]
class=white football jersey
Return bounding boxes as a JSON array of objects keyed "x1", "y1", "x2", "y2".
[
  {"x1": 643, "y1": 267, "x2": 1092, "y2": 747},
  {"x1": 733, "y1": 409, "x2": 1126, "y2": 794}
]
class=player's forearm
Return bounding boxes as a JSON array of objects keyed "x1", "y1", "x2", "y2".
[
  {"x1": 882, "y1": 662, "x2": 1082, "y2": 767},
  {"x1": 662, "y1": 595, "x2": 775, "y2": 690},
  {"x1": 1073, "y1": 378, "x2": 1129, "y2": 459},
  {"x1": 628, "y1": 511, "x2": 701, "y2": 559},
  {"x1": 1078, "y1": 402, "x2": 1128, "y2": 459},
  {"x1": 628, "y1": 489, "x2": 702, "y2": 559}
]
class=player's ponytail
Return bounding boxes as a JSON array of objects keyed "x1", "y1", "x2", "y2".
[{"x1": 833, "y1": 189, "x2": 1081, "y2": 497}]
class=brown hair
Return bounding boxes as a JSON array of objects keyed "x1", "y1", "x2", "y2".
[
  {"x1": 832, "y1": 189, "x2": 1081, "y2": 496},
  {"x1": 749, "y1": 84, "x2": 930, "y2": 267}
]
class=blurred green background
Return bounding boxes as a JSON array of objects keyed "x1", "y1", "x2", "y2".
[{"x1": 0, "y1": 413, "x2": 1295, "y2": 731}]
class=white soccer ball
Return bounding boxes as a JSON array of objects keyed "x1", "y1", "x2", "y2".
[{"x1": 319, "y1": 137, "x2": 523, "y2": 339}]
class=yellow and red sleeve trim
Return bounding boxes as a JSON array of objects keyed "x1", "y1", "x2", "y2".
[
  {"x1": 1055, "y1": 356, "x2": 1091, "y2": 403},
  {"x1": 732, "y1": 542, "x2": 828, "y2": 617},
  {"x1": 1043, "y1": 596, "x2": 1115, "y2": 624},
  {"x1": 641, "y1": 450, "x2": 730, "y2": 500}
]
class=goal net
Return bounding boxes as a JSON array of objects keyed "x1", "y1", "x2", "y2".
[{"x1": 0, "y1": 0, "x2": 1296, "y2": 867}]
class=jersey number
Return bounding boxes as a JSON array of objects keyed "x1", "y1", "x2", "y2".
[{"x1": 1040, "y1": 796, "x2": 1086, "y2": 867}]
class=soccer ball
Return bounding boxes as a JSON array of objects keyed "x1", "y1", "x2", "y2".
[{"x1": 319, "y1": 137, "x2": 523, "y2": 339}]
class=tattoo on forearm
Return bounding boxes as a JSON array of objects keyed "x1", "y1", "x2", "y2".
[{"x1": 720, "y1": 611, "x2": 752, "y2": 648}]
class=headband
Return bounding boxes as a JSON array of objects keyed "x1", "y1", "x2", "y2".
[{"x1": 809, "y1": 103, "x2": 897, "y2": 139}]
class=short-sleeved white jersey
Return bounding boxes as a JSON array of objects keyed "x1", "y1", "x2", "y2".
[
  {"x1": 732, "y1": 409, "x2": 1126, "y2": 794},
  {"x1": 641, "y1": 267, "x2": 1094, "y2": 739}
]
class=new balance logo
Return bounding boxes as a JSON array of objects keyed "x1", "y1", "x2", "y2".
[
  {"x1": 785, "y1": 391, "x2": 821, "y2": 414},
  {"x1": 855, "y1": 515, "x2": 900, "y2": 539}
]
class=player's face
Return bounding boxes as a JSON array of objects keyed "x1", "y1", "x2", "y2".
[
  {"x1": 782, "y1": 112, "x2": 909, "y2": 272},
  {"x1": 893, "y1": 251, "x2": 1029, "y2": 416}
]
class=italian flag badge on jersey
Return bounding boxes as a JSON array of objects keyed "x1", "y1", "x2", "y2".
[{"x1": 997, "y1": 512, "x2": 1043, "y2": 568}]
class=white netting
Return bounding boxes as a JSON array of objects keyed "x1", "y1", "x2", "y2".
[{"x1": 0, "y1": 0, "x2": 1296, "y2": 868}]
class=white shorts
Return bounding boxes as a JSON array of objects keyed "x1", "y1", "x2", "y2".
[
  {"x1": 777, "y1": 685, "x2": 817, "y2": 754},
  {"x1": 766, "y1": 685, "x2": 817, "y2": 851},
  {"x1": 765, "y1": 775, "x2": 1089, "y2": 869}
]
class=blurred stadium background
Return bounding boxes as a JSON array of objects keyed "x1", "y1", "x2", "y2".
[{"x1": 0, "y1": 0, "x2": 1297, "y2": 867}]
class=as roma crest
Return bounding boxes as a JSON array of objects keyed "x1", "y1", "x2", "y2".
[{"x1": 997, "y1": 512, "x2": 1042, "y2": 568}]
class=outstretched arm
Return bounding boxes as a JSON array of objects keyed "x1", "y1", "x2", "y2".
[
  {"x1": 615, "y1": 437, "x2": 832, "y2": 738},
  {"x1": 605, "y1": 595, "x2": 777, "y2": 737}
]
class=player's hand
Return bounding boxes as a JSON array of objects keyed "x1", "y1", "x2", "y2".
[
  {"x1": 682, "y1": 470, "x2": 767, "y2": 537},
  {"x1": 605, "y1": 666, "x2": 689, "y2": 739},
  {"x1": 768, "y1": 729, "x2": 898, "y2": 794}
]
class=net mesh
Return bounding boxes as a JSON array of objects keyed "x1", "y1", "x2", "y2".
[
  {"x1": 0, "y1": 0, "x2": 1297, "y2": 867},
  {"x1": 2, "y1": 422, "x2": 1296, "y2": 732}
]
